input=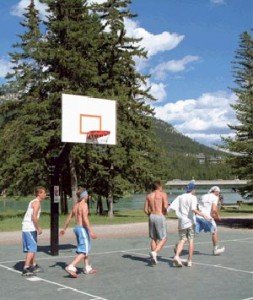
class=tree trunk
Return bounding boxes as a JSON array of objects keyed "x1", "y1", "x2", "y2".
[
  {"x1": 97, "y1": 195, "x2": 104, "y2": 215},
  {"x1": 107, "y1": 189, "x2": 114, "y2": 218},
  {"x1": 60, "y1": 189, "x2": 68, "y2": 214},
  {"x1": 69, "y1": 156, "x2": 78, "y2": 205}
]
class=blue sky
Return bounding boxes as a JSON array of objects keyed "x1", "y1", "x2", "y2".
[{"x1": 0, "y1": 0, "x2": 252, "y2": 147}]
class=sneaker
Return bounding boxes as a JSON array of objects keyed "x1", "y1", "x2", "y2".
[
  {"x1": 213, "y1": 247, "x2": 225, "y2": 256},
  {"x1": 65, "y1": 265, "x2": 78, "y2": 278},
  {"x1": 187, "y1": 261, "x2": 192, "y2": 267},
  {"x1": 22, "y1": 267, "x2": 34, "y2": 276},
  {"x1": 31, "y1": 264, "x2": 44, "y2": 273},
  {"x1": 173, "y1": 256, "x2": 183, "y2": 267},
  {"x1": 84, "y1": 266, "x2": 96, "y2": 275},
  {"x1": 150, "y1": 251, "x2": 158, "y2": 264}
]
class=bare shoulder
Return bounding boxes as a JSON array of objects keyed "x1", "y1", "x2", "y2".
[
  {"x1": 146, "y1": 192, "x2": 153, "y2": 199},
  {"x1": 32, "y1": 199, "x2": 40, "y2": 208}
]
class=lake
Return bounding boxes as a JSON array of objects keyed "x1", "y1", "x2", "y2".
[
  {"x1": 113, "y1": 188, "x2": 246, "y2": 210},
  {"x1": 0, "y1": 188, "x2": 247, "y2": 213}
]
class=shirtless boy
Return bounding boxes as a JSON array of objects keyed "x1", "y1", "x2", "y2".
[
  {"x1": 60, "y1": 187, "x2": 97, "y2": 277},
  {"x1": 144, "y1": 180, "x2": 169, "y2": 264}
]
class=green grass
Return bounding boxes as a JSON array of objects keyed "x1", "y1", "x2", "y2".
[
  {"x1": 0, "y1": 209, "x2": 149, "y2": 232},
  {"x1": 0, "y1": 204, "x2": 252, "y2": 232}
]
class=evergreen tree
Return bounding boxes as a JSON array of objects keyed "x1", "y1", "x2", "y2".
[
  {"x1": 0, "y1": 0, "x2": 49, "y2": 194},
  {"x1": 90, "y1": 0, "x2": 158, "y2": 215},
  {"x1": 40, "y1": 0, "x2": 104, "y2": 201},
  {"x1": 223, "y1": 30, "x2": 253, "y2": 197}
]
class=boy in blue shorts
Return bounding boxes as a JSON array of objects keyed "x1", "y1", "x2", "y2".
[
  {"x1": 22, "y1": 186, "x2": 47, "y2": 276},
  {"x1": 60, "y1": 187, "x2": 97, "y2": 278},
  {"x1": 195, "y1": 186, "x2": 225, "y2": 255}
]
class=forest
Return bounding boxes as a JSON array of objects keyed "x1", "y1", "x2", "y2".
[{"x1": 0, "y1": 1, "x2": 251, "y2": 216}]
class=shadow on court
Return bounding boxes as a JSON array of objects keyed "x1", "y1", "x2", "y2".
[
  {"x1": 0, "y1": 226, "x2": 252, "y2": 300},
  {"x1": 37, "y1": 243, "x2": 76, "y2": 255}
]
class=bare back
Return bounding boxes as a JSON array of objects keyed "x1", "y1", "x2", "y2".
[
  {"x1": 72, "y1": 200, "x2": 89, "y2": 226},
  {"x1": 144, "y1": 190, "x2": 168, "y2": 215}
]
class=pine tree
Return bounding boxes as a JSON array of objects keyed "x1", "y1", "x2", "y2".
[
  {"x1": 39, "y1": 0, "x2": 107, "y2": 202},
  {"x1": 90, "y1": 0, "x2": 158, "y2": 215},
  {"x1": 223, "y1": 30, "x2": 253, "y2": 197},
  {"x1": 0, "y1": 0, "x2": 49, "y2": 194}
]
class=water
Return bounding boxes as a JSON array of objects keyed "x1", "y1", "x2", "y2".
[
  {"x1": 0, "y1": 188, "x2": 247, "y2": 213},
  {"x1": 113, "y1": 188, "x2": 245, "y2": 210}
]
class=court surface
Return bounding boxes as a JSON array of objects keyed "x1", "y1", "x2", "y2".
[{"x1": 0, "y1": 222, "x2": 252, "y2": 300}]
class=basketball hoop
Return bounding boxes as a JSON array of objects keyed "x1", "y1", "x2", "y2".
[{"x1": 86, "y1": 130, "x2": 110, "y2": 152}]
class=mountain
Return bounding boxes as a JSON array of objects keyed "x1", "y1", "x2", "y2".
[
  {"x1": 153, "y1": 118, "x2": 222, "y2": 156},
  {"x1": 151, "y1": 118, "x2": 232, "y2": 180}
]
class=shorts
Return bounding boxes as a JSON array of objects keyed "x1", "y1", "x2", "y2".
[
  {"x1": 179, "y1": 226, "x2": 195, "y2": 241},
  {"x1": 149, "y1": 214, "x2": 167, "y2": 240},
  {"x1": 195, "y1": 217, "x2": 217, "y2": 234},
  {"x1": 22, "y1": 231, "x2": 38, "y2": 253},
  {"x1": 74, "y1": 226, "x2": 91, "y2": 255}
]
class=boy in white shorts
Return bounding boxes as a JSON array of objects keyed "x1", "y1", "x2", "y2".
[{"x1": 169, "y1": 182, "x2": 211, "y2": 267}]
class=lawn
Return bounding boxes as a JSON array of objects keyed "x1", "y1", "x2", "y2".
[{"x1": 0, "y1": 203, "x2": 252, "y2": 232}]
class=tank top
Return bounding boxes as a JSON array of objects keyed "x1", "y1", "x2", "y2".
[{"x1": 22, "y1": 199, "x2": 41, "y2": 232}]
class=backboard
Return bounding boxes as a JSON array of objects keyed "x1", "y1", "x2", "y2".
[{"x1": 61, "y1": 94, "x2": 116, "y2": 145}]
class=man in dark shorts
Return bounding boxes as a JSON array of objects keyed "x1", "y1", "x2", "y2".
[{"x1": 144, "y1": 180, "x2": 169, "y2": 264}]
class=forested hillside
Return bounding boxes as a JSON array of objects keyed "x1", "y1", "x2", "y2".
[
  {"x1": 151, "y1": 118, "x2": 232, "y2": 181},
  {"x1": 153, "y1": 118, "x2": 221, "y2": 156}
]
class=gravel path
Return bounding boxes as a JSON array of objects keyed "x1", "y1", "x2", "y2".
[
  {"x1": 0, "y1": 220, "x2": 179, "y2": 245},
  {"x1": 1, "y1": 216, "x2": 252, "y2": 245}
]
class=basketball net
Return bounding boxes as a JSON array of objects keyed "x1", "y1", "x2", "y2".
[{"x1": 86, "y1": 130, "x2": 110, "y2": 152}]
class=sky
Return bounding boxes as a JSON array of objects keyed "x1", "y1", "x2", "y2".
[{"x1": 0, "y1": 0, "x2": 252, "y2": 148}]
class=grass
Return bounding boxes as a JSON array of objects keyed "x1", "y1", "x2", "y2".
[{"x1": 0, "y1": 203, "x2": 252, "y2": 232}]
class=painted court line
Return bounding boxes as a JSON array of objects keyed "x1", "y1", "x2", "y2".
[
  {"x1": 119, "y1": 246, "x2": 253, "y2": 275},
  {"x1": 0, "y1": 237, "x2": 252, "y2": 265},
  {"x1": 0, "y1": 263, "x2": 108, "y2": 300}
]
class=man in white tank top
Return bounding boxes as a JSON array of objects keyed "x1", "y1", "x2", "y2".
[{"x1": 22, "y1": 186, "x2": 47, "y2": 276}]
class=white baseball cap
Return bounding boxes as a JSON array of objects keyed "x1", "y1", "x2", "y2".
[{"x1": 209, "y1": 186, "x2": 220, "y2": 193}]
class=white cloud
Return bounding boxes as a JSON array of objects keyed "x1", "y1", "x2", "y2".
[
  {"x1": 149, "y1": 82, "x2": 167, "y2": 103},
  {"x1": 151, "y1": 55, "x2": 200, "y2": 80},
  {"x1": 11, "y1": 0, "x2": 47, "y2": 18},
  {"x1": 210, "y1": 0, "x2": 226, "y2": 5},
  {"x1": 11, "y1": 0, "x2": 107, "y2": 19},
  {"x1": 0, "y1": 59, "x2": 12, "y2": 78},
  {"x1": 124, "y1": 19, "x2": 184, "y2": 58},
  {"x1": 154, "y1": 91, "x2": 238, "y2": 147}
]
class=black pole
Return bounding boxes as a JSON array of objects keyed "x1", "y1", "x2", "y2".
[
  {"x1": 49, "y1": 144, "x2": 71, "y2": 256},
  {"x1": 49, "y1": 158, "x2": 59, "y2": 256}
]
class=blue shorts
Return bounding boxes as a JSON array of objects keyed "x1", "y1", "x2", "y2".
[
  {"x1": 74, "y1": 226, "x2": 91, "y2": 255},
  {"x1": 22, "y1": 231, "x2": 38, "y2": 253},
  {"x1": 195, "y1": 217, "x2": 217, "y2": 234}
]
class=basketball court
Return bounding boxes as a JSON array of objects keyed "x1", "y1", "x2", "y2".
[
  {"x1": 2, "y1": 94, "x2": 251, "y2": 299},
  {"x1": 0, "y1": 223, "x2": 252, "y2": 300}
]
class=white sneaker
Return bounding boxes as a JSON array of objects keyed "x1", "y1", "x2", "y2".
[
  {"x1": 213, "y1": 246, "x2": 225, "y2": 255},
  {"x1": 187, "y1": 261, "x2": 192, "y2": 267},
  {"x1": 65, "y1": 265, "x2": 78, "y2": 278},
  {"x1": 84, "y1": 265, "x2": 96, "y2": 275},
  {"x1": 150, "y1": 251, "x2": 157, "y2": 264},
  {"x1": 173, "y1": 256, "x2": 183, "y2": 267}
]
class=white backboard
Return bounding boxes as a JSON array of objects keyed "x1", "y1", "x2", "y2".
[{"x1": 61, "y1": 94, "x2": 116, "y2": 145}]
